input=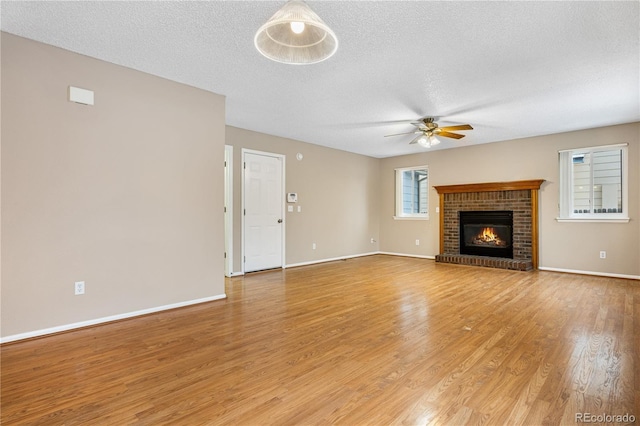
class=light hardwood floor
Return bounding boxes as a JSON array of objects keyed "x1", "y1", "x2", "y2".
[{"x1": 2, "y1": 255, "x2": 638, "y2": 425}]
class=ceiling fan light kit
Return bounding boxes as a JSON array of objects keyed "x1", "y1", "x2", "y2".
[
  {"x1": 430, "y1": 136, "x2": 441, "y2": 146},
  {"x1": 254, "y1": 0, "x2": 338, "y2": 65},
  {"x1": 413, "y1": 134, "x2": 441, "y2": 148}
]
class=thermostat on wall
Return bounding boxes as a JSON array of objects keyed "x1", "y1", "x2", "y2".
[{"x1": 287, "y1": 193, "x2": 298, "y2": 203}]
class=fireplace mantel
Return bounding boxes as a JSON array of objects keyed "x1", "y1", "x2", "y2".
[
  {"x1": 434, "y1": 179, "x2": 544, "y2": 194},
  {"x1": 434, "y1": 179, "x2": 545, "y2": 270}
]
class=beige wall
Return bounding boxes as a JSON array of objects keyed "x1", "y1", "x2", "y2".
[
  {"x1": 1, "y1": 33, "x2": 227, "y2": 338},
  {"x1": 379, "y1": 122, "x2": 640, "y2": 277},
  {"x1": 226, "y1": 126, "x2": 380, "y2": 272}
]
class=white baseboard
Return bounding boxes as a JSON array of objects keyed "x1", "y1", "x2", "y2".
[
  {"x1": 538, "y1": 266, "x2": 640, "y2": 280},
  {"x1": 378, "y1": 251, "x2": 436, "y2": 260},
  {"x1": 376, "y1": 254, "x2": 637, "y2": 279},
  {"x1": 285, "y1": 252, "x2": 379, "y2": 269},
  {"x1": 285, "y1": 252, "x2": 436, "y2": 268},
  {"x1": 0, "y1": 294, "x2": 227, "y2": 344}
]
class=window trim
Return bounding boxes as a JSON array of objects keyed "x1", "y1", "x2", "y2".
[
  {"x1": 394, "y1": 165, "x2": 429, "y2": 220},
  {"x1": 557, "y1": 143, "x2": 629, "y2": 222}
]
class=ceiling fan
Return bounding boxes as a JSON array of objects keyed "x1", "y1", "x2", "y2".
[{"x1": 384, "y1": 117, "x2": 473, "y2": 148}]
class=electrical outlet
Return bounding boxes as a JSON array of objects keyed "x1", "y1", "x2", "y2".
[
  {"x1": 75, "y1": 281, "x2": 85, "y2": 295},
  {"x1": 599, "y1": 251, "x2": 606, "y2": 259},
  {"x1": 370, "y1": 238, "x2": 375, "y2": 244},
  {"x1": 415, "y1": 239, "x2": 420, "y2": 246},
  {"x1": 312, "y1": 243, "x2": 316, "y2": 250}
]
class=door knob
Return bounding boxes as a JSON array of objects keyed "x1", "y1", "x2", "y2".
[{"x1": 277, "y1": 219, "x2": 283, "y2": 223}]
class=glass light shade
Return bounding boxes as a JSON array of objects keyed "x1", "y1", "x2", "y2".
[
  {"x1": 416, "y1": 135, "x2": 431, "y2": 148},
  {"x1": 254, "y1": 0, "x2": 338, "y2": 65},
  {"x1": 429, "y1": 135, "x2": 441, "y2": 145}
]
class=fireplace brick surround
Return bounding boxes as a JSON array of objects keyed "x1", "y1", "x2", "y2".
[{"x1": 434, "y1": 180, "x2": 544, "y2": 271}]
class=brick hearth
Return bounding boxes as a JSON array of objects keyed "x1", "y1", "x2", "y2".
[
  {"x1": 433, "y1": 180, "x2": 544, "y2": 271},
  {"x1": 436, "y1": 254, "x2": 531, "y2": 271}
]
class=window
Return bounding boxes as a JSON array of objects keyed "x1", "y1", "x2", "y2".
[
  {"x1": 558, "y1": 144, "x2": 628, "y2": 222},
  {"x1": 395, "y1": 166, "x2": 429, "y2": 219}
]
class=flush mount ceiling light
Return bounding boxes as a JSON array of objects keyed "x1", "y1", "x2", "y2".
[{"x1": 254, "y1": 0, "x2": 338, "y2": 65}]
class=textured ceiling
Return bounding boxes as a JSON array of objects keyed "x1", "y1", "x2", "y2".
[{"x1": 1, "y1": 1, "x2": 638, "y2": 158}]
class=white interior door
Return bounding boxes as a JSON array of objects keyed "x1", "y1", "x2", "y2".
[{"x1": 243, "y1": 151, "x2": 284, "y2": 272}]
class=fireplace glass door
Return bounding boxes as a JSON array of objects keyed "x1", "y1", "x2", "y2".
[{"x1": 459, "y1": 211, "x2": 513, "y2": 258}]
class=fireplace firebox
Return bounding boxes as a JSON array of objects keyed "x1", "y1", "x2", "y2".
[{"x1": 459, "y1": 211, "x2": 513, "y2": 258}]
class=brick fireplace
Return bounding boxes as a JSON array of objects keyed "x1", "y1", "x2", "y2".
[{"x1": 433, "y1": 180, "x2": 544, "y2": 271}]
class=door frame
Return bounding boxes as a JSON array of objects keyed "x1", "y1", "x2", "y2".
[
  {"x1": 241, "y1": 148, "x2": 286, "y2": 274},
  {"x1": 224, "y1": 145, "x2": 233, "y2": 277}
]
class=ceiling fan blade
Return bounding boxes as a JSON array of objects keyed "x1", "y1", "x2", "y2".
[
  {"x1": 438, "y1": 124, "x2": 473, "y2": 131},
  {"x1": 436, "y1": 130, "x2": 465, "y2": 139},
  {"x1": 384, "y1": 131, "x2": 419, "y2": 137}
]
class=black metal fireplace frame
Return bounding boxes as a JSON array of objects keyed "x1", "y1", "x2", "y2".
[{"x1": 459, "y1": 210, "x2": 513, "y2": 259}]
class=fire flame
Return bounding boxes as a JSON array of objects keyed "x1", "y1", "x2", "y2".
[
  {"x1": 481, "y1": 227, "x2": 498, "y2": 242},
  {"x1": 470, "y1": 226, "x2": 506, "y2": 247}
]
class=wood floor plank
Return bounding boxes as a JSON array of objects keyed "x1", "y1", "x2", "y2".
[{"x1": 1, "y1": 255, "x2": 638, "y2": 425}]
